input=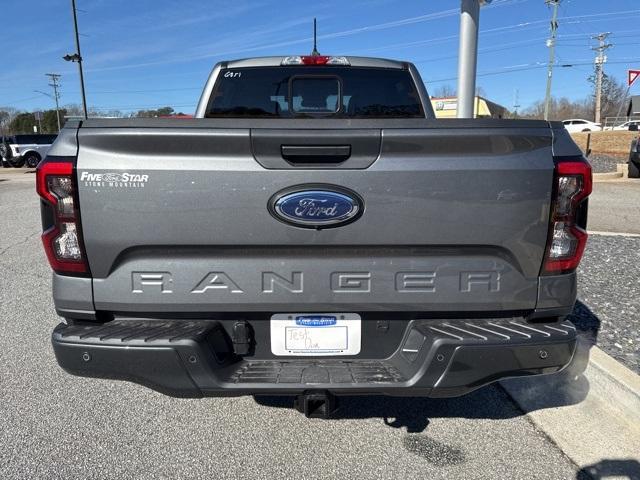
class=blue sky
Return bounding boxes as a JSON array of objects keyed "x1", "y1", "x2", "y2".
[{"x1": 2, "y1": 0, "x2": 640, "y2": 114}]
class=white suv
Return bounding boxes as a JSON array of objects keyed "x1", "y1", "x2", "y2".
[{"x1": 0, "y1": 134, "x2": 57, "y2": 168}]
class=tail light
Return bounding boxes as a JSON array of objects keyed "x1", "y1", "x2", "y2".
[
  {"x1": 542, "y1": 156, "x2": 592, "y2": 275},
  {"x1": 281, "y1": 56, "x2": 349, "y2": 66},
  {"x1": 36, "y1": 157, "x2": 89, "y2": 275}
]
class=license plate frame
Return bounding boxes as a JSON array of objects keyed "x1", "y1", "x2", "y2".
[{"x1": 270, "y1": 313, "x2": 361, "y2": 356}]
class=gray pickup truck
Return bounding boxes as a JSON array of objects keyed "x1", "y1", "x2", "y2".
[{"x1": 38, "y1": 55, "x2": 592, "y2": 417}]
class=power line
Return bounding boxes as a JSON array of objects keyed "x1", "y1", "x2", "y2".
[
  {"x1": 360, "y1": 9, "x2": 640, "y2": 57},
  {"x1": 412, "y1": 36, "x2": 549, "y2": 64},
  {"x1": 2, "y1": 95, "x2": 43, "y2": 105},
  {"x1": 426, "y1": 57, "x2": 640, "y2": 84}
]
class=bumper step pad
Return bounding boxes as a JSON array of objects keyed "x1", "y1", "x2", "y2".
[
  {"x1": 52, "y1": 317, "x2": 577, "y2": 398},
  {"x1": 230, "y1": 360, "x2": 405, "y2": 385}
]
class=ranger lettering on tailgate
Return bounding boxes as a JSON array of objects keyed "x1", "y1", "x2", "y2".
[{"x1": 128, "y1": 271, "x2": 502, "y2": 294}]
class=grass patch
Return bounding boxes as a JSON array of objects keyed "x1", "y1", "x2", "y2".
[{"x1": 570, "y1": 131, "x2": 636, "y2": 156}]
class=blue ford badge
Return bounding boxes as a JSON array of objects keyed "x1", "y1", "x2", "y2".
[{"x1": 269, "y1": 185, "x2": 363, "y2": 229}]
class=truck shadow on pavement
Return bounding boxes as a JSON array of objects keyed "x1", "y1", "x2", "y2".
[
  {"x1": 576, "y1": 459, "x2": 640, "y2": 480},
  {"x1": 256, "y1": 384, "x2": 518, "y2": 434},
  {"x1": 256, "y1": 300, "x2": 601, "y2": 435}
]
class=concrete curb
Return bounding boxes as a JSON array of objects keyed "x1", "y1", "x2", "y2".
[
  {"x1": 593, "y1": 171, "x2": 623, "y2": 181},
  {"x1": 501, "y1": 344, "x2": 640, "y2": 473},
  {"x1": 592, "y1": 163, "x2": 635, "y2": 182},
  {"x1": 589, "y1": 230, "x2": 640, "y2": 237},
  {"x1": 588, "y1": 347, "x2": 640, "y2": 417}
]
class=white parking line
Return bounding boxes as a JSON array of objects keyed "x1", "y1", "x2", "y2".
[{"x1": 589, "y1": 230, "x2": 640, "y2": 237}]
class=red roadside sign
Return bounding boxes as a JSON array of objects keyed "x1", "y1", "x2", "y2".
[{"x1": 629, "y1": 69, "x2": 640, "y2": 87}]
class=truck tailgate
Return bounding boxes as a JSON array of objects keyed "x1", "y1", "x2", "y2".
[{"x1": 76, "y1": 120, "x2": 554, "y2": 313}]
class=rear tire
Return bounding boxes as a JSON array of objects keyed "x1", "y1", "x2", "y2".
[
  {"x1": 8, "y1": 157, "x2": 25, "y2": 168},
  {"x1": 24, "y1": 152, "x2": 41, "y2": 169},
  {"x1": 0, "y1": 141, "x2": 12, "y2": 161},
  {"x1": 629, "y1": 153, "x2": 640, "y2": 178}
]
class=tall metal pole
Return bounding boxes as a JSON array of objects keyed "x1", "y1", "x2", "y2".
[
  {"x1": 45, "y1": 73, "x2": 62, "y2": 131},
  {"x1": 71, "y1": 0, "x2": 88, "y2": 119},
  {"x1": 592, "y1": 33, "x2": 612, "y2": 125},
  {"x1": 543, "y1": 0, "x2": 560, "y2": 121},
  {"x1": 457, "y1": 0, "x2": 481, "y2": 118}
]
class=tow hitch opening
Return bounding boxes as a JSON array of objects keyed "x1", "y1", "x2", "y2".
[{"x1": 294, "y1": 391, "x2": 337, "y2": 418}]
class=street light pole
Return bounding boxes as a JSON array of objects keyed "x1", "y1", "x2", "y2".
[
  {"x1": 70, "y1": 0, "x2": 88, "y2": 119},
  {"x1": 457, "y1": 0, "x2": 492, "y2": 118},
  {"x1": 457, "y1": 0, "x2": 480, "y2": 118}
]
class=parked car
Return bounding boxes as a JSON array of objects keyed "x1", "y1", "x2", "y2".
[
  {"x1": 629, "y1": 131, "x2": 640, "y2": 178},
  {"x1": 562, "y1": 119, "x2": 602, "y2": 133},
  {"x1": 40, "y1": 55, "x2": 591, "y2": 418},
  {"x1": 604, "y1": 120, "x2": 640, "y2": 131},
  {"x1": 0, "y1": 134, "x2": 57, "y2": 168}
]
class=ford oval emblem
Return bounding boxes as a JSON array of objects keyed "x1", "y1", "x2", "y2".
[{"x1": 269, "y1": 184, "x2": 363, "y2": 229}]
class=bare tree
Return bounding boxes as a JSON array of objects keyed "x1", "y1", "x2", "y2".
[
  {"x1": 0, "y1": 107, "x2": 19, "y2": 135},
  {"x1": 520, "y1": 96, "x2": 593, "y2": 121},
  {"x1": 588, "y1": 70, "x2": 630, "y2": 120},
  {"x1": 432, "y1": 84, "x2": 457, "y2": 98}
]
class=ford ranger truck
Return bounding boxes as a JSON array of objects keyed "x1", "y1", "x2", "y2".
[{"x1": 39, "y1": 56, "x2": 591, "y2": 418}]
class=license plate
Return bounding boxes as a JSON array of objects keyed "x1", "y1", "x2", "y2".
[{"x1": 270, "y1": 313, "x2": 361, "y2": 356}]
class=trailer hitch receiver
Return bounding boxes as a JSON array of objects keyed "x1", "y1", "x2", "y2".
[{"x1": 294, "y1": 391, "x2": 337, "y2": 418}]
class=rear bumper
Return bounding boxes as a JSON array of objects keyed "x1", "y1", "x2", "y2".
[{"x1": 52, "y1": 317, "x2": 577, "y2": 398}]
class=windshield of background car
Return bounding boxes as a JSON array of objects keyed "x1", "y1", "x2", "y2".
[{"x1": 205, "y1": 66, "x2": 425, "y2": 118}]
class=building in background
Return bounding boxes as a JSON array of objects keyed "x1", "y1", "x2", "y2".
[{"x1": 430, "y1": 96, "x2": 507, "y2": 119}]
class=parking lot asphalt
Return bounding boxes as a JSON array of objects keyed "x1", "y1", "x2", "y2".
[
  {"x1": 0, "y1": 171, "x2": 636, "y2": 479},
  {"x1": 588, "y1": 154, "x2": 623, "y2": 174},
  {"x1": 588, "y1": 180, "x2": 640, "y2": 235},
  {"x1": 575, "y1": 235, "x2": 640, "y2": 374}
]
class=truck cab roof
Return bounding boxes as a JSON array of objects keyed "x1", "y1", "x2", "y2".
[{"x1": 221, "y1": 56, "x2": 408, "y2": 70}]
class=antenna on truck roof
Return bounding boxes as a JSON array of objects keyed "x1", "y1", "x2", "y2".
[{"x1": 311, "y1": 17, "x2": 320, "y2": 56}]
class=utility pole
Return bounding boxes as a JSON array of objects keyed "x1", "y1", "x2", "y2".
[
  {"x1": 592, "y1": 32, "x2": 612, "y2": 125},
  {"x1": 543, "y1": 0, "x2": 560, "y2": 121},
  {"x1": 513, "y1": 89, "x2": 521, "y2": 118},
  {"x1": 35, "y1": 112, "x2": 42, "y2": 133},
  {"x1": 63, "y1": 0, "x2": 88, "y2": 119},
  {"x1": 45, "y1": 73, "x2": 62, "y2": 131},
  {"x1": 457, "y1": 0, "x2": 492, "y2": 118}
]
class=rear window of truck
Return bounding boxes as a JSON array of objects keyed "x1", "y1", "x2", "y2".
[{"x1": 205, "y1": 66, "x2": 424, "y2": 118}]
